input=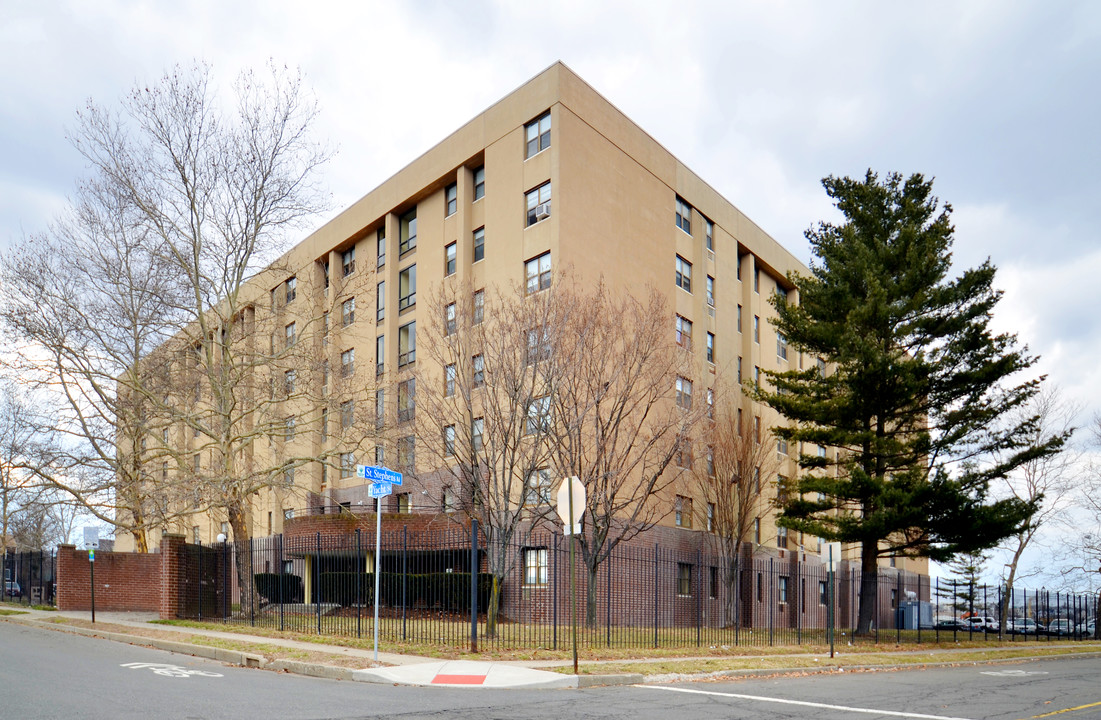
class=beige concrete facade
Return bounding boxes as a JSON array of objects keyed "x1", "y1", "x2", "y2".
[{"x1": 116, "y1": 62, "x2": 924, "y2": 577}]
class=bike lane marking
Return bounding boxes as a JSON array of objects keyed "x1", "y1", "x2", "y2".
[
  {"x1": 638, "y1": 685, "x2": 973, "y2": 720},
  {"x1": 120, "y1": 662, "x2": 223, "y2": 678}
]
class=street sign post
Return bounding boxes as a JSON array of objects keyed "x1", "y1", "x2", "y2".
[
  {"x1": 555, "y1": 476, "x2": 585, "y2": 674},
  {"x1": 355, "y1": 464, "x2": 402, "y2": 662}
]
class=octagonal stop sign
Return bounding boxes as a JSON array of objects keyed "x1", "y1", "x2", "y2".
[{"x1": 555, "y1": 476, "x2": 585, "y2": 536}]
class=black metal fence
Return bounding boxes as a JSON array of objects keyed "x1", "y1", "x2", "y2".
[
  {"x1": 2, "y1": 549, "x2": 57, "y2": 607},
  {"x1": 176, "y1": 527, "x2": 1100, "y2": 650}
]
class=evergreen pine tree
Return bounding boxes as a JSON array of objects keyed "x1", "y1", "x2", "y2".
[{"x1": 759, "y1": 170, "x2": 1063, "y2": 635}]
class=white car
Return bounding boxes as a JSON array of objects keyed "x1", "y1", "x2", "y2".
[{"x1": 967, "y1": 616, "x2": 997, "y2": 632}]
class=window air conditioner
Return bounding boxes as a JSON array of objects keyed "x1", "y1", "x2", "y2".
[{"x1": 535, "y1": 202, "x2": 551, "y2": 220}]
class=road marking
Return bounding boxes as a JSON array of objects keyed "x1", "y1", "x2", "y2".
[
  {"x1": 639, "y1": 685, "x2": 973, "y2": 720},
  {"x1": 120, "y1": 662, "x2": 223, "y2": 678},
  {"x1": 981, "y1": 670, "x2": 1049, "y2": 677},
  {"x1": 1029, "y1": 701, "x2": 1101, "y2": 718}
]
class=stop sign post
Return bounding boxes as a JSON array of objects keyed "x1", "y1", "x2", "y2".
[{"x1": 555, "y1": 476, "x2": 585, "y2": 674}]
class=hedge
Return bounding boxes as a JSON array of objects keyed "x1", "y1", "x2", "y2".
[
  {"x1": 253, "y1": 572, "x2": 304, "y2": 604},
  {"x1": 315, "y1": 571, "x2": 494, "y2": 610}
]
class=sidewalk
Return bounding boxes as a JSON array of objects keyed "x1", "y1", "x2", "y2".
[{"x1": 4, "y1": 606, "x2": 1098, "y2": 690}]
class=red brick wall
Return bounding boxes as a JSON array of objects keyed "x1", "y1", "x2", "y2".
[{"x1": 56, "y1": 544, "x2": 162, "y2": 612}]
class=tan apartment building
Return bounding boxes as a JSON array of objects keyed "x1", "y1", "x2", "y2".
[{"x1": 114, "y1": 62, "x2": 924, "y2": 579}]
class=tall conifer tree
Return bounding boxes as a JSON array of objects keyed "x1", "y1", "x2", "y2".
[{"x1": 760, "y1": 170, "x2": 1062, "y2": 634}]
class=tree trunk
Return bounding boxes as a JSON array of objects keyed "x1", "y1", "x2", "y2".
[
  {"x1": 228, "y1": 505, "x2": 254, "y2": 617},
  {"x1": 486, "y1": 574, "x2": 501, "y2": 638},
  {"x1": 856, "y1": 540, "x2": 878, "y2": 635},
  {"x1": 585, "y1": 562, "x2": 599, "y2": 629}
]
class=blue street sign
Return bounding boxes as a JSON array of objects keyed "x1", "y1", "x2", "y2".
[
  {"x1": 368, "y1": 481, "x2": 393, "y2": 499},
  {"x1": 360, "y1": 465, "x2": 403, "y2": 486}
]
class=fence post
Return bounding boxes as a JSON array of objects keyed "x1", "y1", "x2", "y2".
[
  {"x1": 768, "y1": 558, "x2": 774, "y2": 647},
  {"x1": 222, "y1": 538, "x2": 228, "y2": 620},
  {"x1": 197, "y1": 541, "x2": 202, "y2": 622},
  {"x1": 696, "y1": 548, "x2": 702, "y2": 647},
  {"x1": 470, "y1": 519, "x2": 479, "y2": 653},
  {"x1": 316, "y1": 531, "x2": 322, "y2": 635},
  {"x1": 653, "y1": 543, "x2": 659, "y2": 648},
  {"x1": 402, "y1": 525, "x2": 408, "y2": 642},
  {"x1": 896, "y1": 573, "x2": 902, "y2": 643},
  {"x1": 277, "y1": 534, "x2": 285, "y2": 633},
  {"x1": 355, "y1": 529, "x2": 362, "y2": 639},
  {"x1": 553, "y1": 533, "x2": 559, "y2": 650},
  {"x1": 607, "y1": 547, "x2": 612, "y2": 648}
]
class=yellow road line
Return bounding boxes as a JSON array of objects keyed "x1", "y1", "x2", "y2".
[{"x1": 1029, "y1": 700, "x2": 1101, "y2": 718}]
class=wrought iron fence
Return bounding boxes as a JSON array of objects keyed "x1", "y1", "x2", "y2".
[
  {"x1": 176, "y1": 528, "x2": 1100, "y2": 650},
  {"x1": 2, "y1": 549, "x2": 57, "y2": 607}
]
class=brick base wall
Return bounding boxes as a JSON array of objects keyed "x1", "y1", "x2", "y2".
[{"x1": 56, "y1": 544, "x2": 162, "y2": 612}]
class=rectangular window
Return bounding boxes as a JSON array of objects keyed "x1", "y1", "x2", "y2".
[
  {"x1": 284, "y1": 415, "x2": 296, "y2": 440},
  {"x1": 375, "y1": 335, "x2": 384, "y2": 376},
  {"x1": 375, "y1": 390, "x2": 385, "y2": 429},
  {"x1": 677, "y1": 562, "x2": 693, "y2": 596},
  {"x1": 193, "y1": 526, "x2": 200, "y2": 544},
  {"x1": 442, "y1": 487, "x2": 457, "y2": 513},
  {"x1": 471, "y1": 417, "x2": 483, "y2": 453},
  {"x1": 819, "y1": 580, "x2": 829, "y2": 606},
  {"x1": 322, "y1": 312, "x2": 330, "y2": 345},
  {"x1": 777, "y1": 333, "x2": 788, "y2": 361},
  {"x1": 472, "y1": 289, "x2": 484, "y2": 324},
  {"x1": 400, "y1": 209, "x2": 417, "y2": 254},
  {"x1": 322, "y1": 359, "x2": 330, "y2": 393},
  {"x1": 342, "y1": 246, "x2": 356, "y2": 277},
  {"x1": 445, "y1": 242, "x2": 456, "y2": 276},
  {"x1": 444, "y1": 302, "x2": 457, "y2": 336},
  {"x1": 473, "y1": 166, "x2": 485, "y2": 200},
  {"x1": 396, "y1": 492, "x2": 411, "y2": 514},
  {"x1": 706, "y1": 332, "x2": 714, "y2": 363},
  {"x1": 675, "y1": 495, "x2": 693, "y2": 528},
  {"x1": 706, "y1": 276, "x2": 715, "y2": 306},
  {"x1": 445, "y1": 363, "x2": 456, "y2": 397},
  {"x1": 754, "y1": 517, "x2": 761, "y2": 544},
  {"x1": 778, "y1": 437, "x2": 788, "y2": 456},
  {"x1": 677, "y1": 440, "x2": 693, "y2": 468},
  {"x1": 706, "y1": 388, "x2": 714, "y2": 419},
  {"x1": 525, "y1": 252, "x2": 552, "y2": 294},
  {"x1": 754, "y1": 365, "x2": 761, "y2": 388},
  {"x1": 283, "y1": 369, "x2": 296, "y2": 395},
  {"x1": 737, "y1": 304, "x2": 743, "y2": 333},
  {"x1": 376, "y1": 226, "x2": 386, "y2": 267},
  {"x1": 777, "y1": 524, "x2": 788, "y2": 549},
  {"x1": 526, "y1": 395, "x2": 551, "y2": 435},
  {"x1": 472, "y1": 227, "x2": 485, "y2": 263},
  {"x1": 340, "y1": 452, "x2": 355, "y2": 477},
  {"x1": 525, "y1": 182, "x2": 552, "y2": 226},
  {"x1": 397, "y1": 378, "x2": 415, "y2": 423},
  {"x1": 320, "y1": 407, "x2": 328, "y2": 442},
  {"x1": 445, "y1": 183, "x2": 457, "y2": 217},
  {"x1": 285, "y1": 276, "x2": 296, "y2": 304},
  {"x1": 709, "y1": 566, "x2": 719, "y2": 599},
  {"x1": 705, "y1": 217, "x2": 713, "y2": 251},
  {"x1": 398, "y1": 322, "x2": 416, "y2": 366},
  {"x1": 675, "y1": 255, "x2": 692, "y2": 293},
  {"x1": 472, "y1": 354, "x2": 484, "y2": 387},
  {"x1": 374, "y1": 445, "x2": 384, "y2": 464},
  {"x1": 779, "y1": 576, "x2": 789, "y2": 604},
  {"x1": 754, "y1": 266, "x2": 760, "y2": 293},
  {"x1": 754, "y1": 416, "x2": 761, "y2": 443},
  {"x1": 525, "y1": 468, "x2": 552, "y2": 506},
  {"x1": 284, "y1": 322, "x2": 296, "y2": 349},
  {"x1": 396, "y1": 435, "x2": 414, "y2": 470},
  {"x1": 675, "y1": 196, "x2": 692, "y2": 235},
  {"x1": 340, "y1": 400, "x2": 355, "y2": 429},
  {"x1": 707, "y1": 502, "x2": 715, "y2": 531},
  {"x1": 323, "y1": 261, "x2": 330, "y2": 290},
  {"x1": 524, "y1": 547, "x2": 548, "y2": 585},
  {"x1": 525, "y1": 111, "x2": 551, "y2": 158},
  {"x1": 754, "y1": 315, "x2": 760, "y2": 343},
  {"x1": 376, "y1": 281, "x2": 385, "y2": 322},
  {"x1": 342, "y1": 297, "x2": 356, "y2": 327},
  {"x1": 676, "y1": 376, "x2": 692, "y2": 410},
  {"x1": 675, "y1": 315, "x2": 693, "y2": 349},
  {"x1": 737, "y1": 356, "x2": 743, "y2": 384},
  {"x1": 341, "y1": 348, "x2": 355, "y2": 377},
  {"x1": 443, "y1": 424, "x2": 456, "y2": 456},
  {"x1": 399, "y1": 264, "x2": 416, "y2": 310},
  {"x1": 526, "y1": 327, "x2": 550, "y2": 364}
]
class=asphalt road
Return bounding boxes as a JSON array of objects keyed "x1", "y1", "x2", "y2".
[{"x1": 2, "y1": 621, "x2": 1100, "y2": 720}]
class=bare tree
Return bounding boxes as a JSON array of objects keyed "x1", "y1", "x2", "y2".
[
  {"x1": 545, "y1": 284, "x2": 706, "y2": 626},
  {"x1": 994, "y1": 385, "x2": 1079, "y2": 633},
  {"x1": 0, "y1": 384, "x2": 50, "y2": 550},
  {"x1": 411, "y1": 281, "x2": 560, "y2": 635},
  {"x1": 693, "y1": 394, "x2": 777, "y2": 626},
  {"x1": 13, "y1": 62, "x2": 342, "y2": 609}
]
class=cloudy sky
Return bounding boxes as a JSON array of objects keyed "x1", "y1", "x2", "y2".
[{"x1": 2, "y1": 1, "x2": 1099, "y2": 570}]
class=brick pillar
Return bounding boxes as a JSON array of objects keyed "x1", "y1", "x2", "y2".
[
  {"x1": 159, "y1": 534, "x2": 185, "y2": 619},
  {"x1": 55, "y1": 544, "x2": 79, "y2": 611}
]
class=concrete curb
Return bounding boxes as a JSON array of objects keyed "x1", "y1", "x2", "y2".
[{"x1": 4, "y1": 615, "x2": 267, "y2": 669}]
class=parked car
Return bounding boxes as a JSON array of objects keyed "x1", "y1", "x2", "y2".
[
  {"x1": 3, "y1": 580, "x2": 20, "y2": 598},
  {"x1": 1006, "y1": 618, "x2": 1042, "y2": 635},
  {"x1": 1075, "y1": 619, "x2": 1096, "y2": 636},
  {"x1": 1047, "y1": 619, "x2": 1074, "y2": 636},
  {"x1": 967, "y1": 616, "x2": 998, "y2": 632},
  {"x1": 934, "y1": 618, "x2": 971, "y2": 631}
]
